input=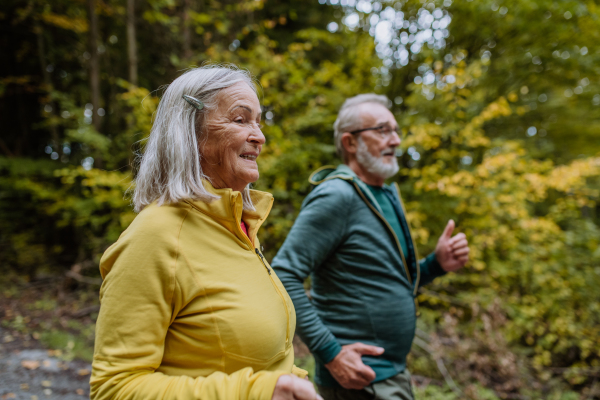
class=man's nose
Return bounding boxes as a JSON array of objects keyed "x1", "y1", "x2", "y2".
[{"x1": 388, "y1": 131, "x2": 401, "y2": 147}]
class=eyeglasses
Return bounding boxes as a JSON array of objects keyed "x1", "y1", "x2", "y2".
[{"x1": 349, "y1": 124, "x2": 401, "y2": 138}]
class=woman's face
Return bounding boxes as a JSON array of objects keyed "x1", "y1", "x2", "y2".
[{"x1": 200, "y1": 82, "x2": 265, "y2": 193}]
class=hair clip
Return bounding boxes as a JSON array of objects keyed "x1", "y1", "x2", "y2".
[{"x1": 182, "y1": 95, "x2": 204, "y2": 110}]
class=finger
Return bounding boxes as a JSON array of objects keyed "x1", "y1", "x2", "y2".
[
  {"x1": 290, "y1": 376, "x2": 319, "y2": 400},
  {"x1": 442, "y1": 219, "x2": 455, "y2": 238},
  {"x1": 272, "y1": 375, "x2": 294, "y2": 400},
  {"x1": 457, "y1": 256, "x2": 469, "y2": 264},
  {"x1": 452, "y1": 246, "x2": 470, "y2": 256},
  {"x1": 450, "y1": 238, "x2": 468, "y2": 250},
  {"x1": 350, "y1": 342, "x2": 385, "y2": 356},
  {"x1": 344, "y1": 370, "x2": 375, "y2": 389},
  {"x1": 448, "y1": 232, "x2": 466, "y2": 245},
  {"x1": 356, "y1": 365, "x2": 376, "y2": 383}
]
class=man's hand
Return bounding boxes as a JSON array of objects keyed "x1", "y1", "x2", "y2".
[
  {"x1": 435, "y1": 219, "x2": 470, "y2": 272},
  {"x1": 324, "y1": 343, "x2": 384, "y2": 390},
  {"x1": 272, "y1": 374, "x2": 323, "y2": 400}
]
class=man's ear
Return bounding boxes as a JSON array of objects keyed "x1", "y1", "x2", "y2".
[{"x1": 341, "y1": 132, "x2": 358, "y2": 155}]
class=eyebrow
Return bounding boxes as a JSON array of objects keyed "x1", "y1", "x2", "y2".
[
  {"x1": 375, "y1": 120, "x2": 397, "y2": 127},
  {"x1": 232, "y1": 105, "x2": 262, "y2": 115}
]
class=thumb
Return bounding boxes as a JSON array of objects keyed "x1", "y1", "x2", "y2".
[
  {"x1": 351, "y1": 343, "x2": 385, "y2": 356},
  {"x1": 442, "y1": 219, "x2": 455, "y2": 239}
]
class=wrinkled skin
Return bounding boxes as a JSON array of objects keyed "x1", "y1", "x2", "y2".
[
  {"x1": 436, "y1": 219, "x2": 470, "y2": 271},
  {"x1": 330, "y1": 103, "x2": 469, "y2": 390},
  {"x1": 341, "y1": 103, "x2": 401, "y2": 187},
  {"x1": 272, "y1": 375, "x2": 323, "y2": 400},
  {"x1": 200, "y1": 84, "x2": 322, "y2": 400},
  {"x1": 200, "y1": 82, "x2": 265, "y2": 192}
]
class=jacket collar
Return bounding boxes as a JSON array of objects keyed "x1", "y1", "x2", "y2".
[
  {"x1": 184, "y1": 180, "x2": 273, "y2": 247},
  {"x1": 309, "y1": 164, "x2": 383, "y2": 214}
]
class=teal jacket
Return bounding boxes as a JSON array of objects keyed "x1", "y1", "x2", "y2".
[{"x1": 271, "y1": 165, "x2": 446, "y2": 387}]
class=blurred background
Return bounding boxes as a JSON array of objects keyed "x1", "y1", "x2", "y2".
[{"x1": 1, "y1": 0, "x2": 599, "y2": 398}]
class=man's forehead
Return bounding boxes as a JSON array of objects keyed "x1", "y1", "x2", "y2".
[{"x1": 357, "y1": 103, "x2": 396, "y2": 123}]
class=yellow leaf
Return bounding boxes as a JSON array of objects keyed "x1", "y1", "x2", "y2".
[{"x1": 21, "y1": 360, "x2": 40, "y2": 370}]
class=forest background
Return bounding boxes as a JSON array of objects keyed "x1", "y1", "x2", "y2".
[{"x1": 1, "y1": 0, "x2": 599, "y2": 398}]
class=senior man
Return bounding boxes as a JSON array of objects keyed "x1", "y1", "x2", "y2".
[{"x1": 271, "y1": 94, "x2": 470, "y2": 400}]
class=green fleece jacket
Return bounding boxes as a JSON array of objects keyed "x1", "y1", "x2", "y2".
[{"x1": 271, "y1": 165, "x2": 446, "y2": 387}]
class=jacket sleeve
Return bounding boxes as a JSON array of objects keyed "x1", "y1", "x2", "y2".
[
  {"x1": 90, "y1": 221, "x2": 285, "y2": 400},
  {"x1": 271, "y1": 181, "x2": 351, "y2": 365},
  {"x1": 418, "y1": 252, "x2": 446, "y2": 287}
]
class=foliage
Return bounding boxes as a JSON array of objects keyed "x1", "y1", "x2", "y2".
[
  {"x1": 1, "y1": 0, "x2": 599, "y2": 397},
  {"x1": 0, "y1": 157, "x2": 133, "y2": 277}
]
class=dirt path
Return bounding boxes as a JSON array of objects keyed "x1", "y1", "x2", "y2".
[{"x1": 0, "y1": 327, "x2": 91, "y2": 399}]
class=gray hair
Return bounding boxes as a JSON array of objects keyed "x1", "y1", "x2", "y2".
[
  {"x1": 133, "y1": 65, "x2": 257, "y2": 212},
  {"x1": 333, "y1": 93, "x2": 391, "y2": 160}
]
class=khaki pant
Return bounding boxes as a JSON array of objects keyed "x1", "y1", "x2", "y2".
[{"x1": 317, "y1": 370, "x2": 414, "y2": 400}]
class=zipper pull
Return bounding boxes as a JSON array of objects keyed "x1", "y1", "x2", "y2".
[{"x1": 255, "y1": 248, "x2": 271, "y2": 275}]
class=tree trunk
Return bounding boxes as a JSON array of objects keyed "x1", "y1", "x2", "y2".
[
  {"x1": 182, "y1": 0, "x2": 192, "y2": 60},
  {"x1": 127, "y1": 0, "x2": 138, "y2": 85},
  {"x1": 35, "y1": 22, "x2": 61, "y2": 154},
  {"x1": 87, "y1": 0, "x2": 101, "y2": 132}
]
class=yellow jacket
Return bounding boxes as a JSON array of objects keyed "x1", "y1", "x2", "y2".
[{"x1": 91, "y1": 183, "x2": 306, "y2": 399}]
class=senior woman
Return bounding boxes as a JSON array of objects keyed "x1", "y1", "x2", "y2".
[{"x1": 90, "y1": 65, "x2": 321, "y2": 400}]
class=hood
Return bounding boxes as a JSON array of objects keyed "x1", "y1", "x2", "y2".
[{"x1": 308, "y1": 164, "x2": 383, "y2": 214}]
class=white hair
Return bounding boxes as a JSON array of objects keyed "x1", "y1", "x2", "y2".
[
  {"x1": 133, "y1": 65, "x2": 257, "y2": 212},
  {"x1": 355, "y1": 137, "x2": 399, "y2": 179},
  {"x1": 333, "y1": 93, "x2": 391, "y2": 161}
]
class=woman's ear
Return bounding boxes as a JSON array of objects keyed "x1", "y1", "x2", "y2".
[{"x1": 341, "y1": 132, "x2": 358, "y2": 156}]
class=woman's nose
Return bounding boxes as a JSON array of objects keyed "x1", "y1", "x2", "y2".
[{"x1": 249, "y1": 125, "x2": 266, "y2": 144}]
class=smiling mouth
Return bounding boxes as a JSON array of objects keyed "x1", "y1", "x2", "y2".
[
  {"x1": 239, "y1": 154, "x2": 258, "y2": 161},
  {"x1": 381, "y1": 150, "x2": 395, "y2": 156}
]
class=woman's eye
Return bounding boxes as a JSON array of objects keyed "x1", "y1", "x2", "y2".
[{"x1": 234, "y1": 118, "x2": 244, "y2": 123}]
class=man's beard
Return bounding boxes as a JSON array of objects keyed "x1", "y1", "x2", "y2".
[{"x1": 355, "y1": 137, "x2": 399, "y2": 180}]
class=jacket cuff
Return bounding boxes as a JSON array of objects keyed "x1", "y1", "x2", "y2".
[
  {"x1": 312, "y1": 340, "x2": 342, "y2": 365},
  {"x1": 424, "y1": 252, "x2": 446, "y2": 280},
  {"x1": 252, "y1": 370, "x2": 288, "y2": 400},
  {"x1": 291, "y1": 365, "x2": 309, "y2": 379}
]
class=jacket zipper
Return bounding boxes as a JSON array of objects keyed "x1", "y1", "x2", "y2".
[
  {"x1": 351, "y1": 182, "x2": 413, "y2": 287},
  {"x1": 255, "y1": 247, "x2": 291, "y2": 344},
  {"x1": 314, "y1": 176, "x2": 422, "y2": 316},
  {"x1": 351, "y1": 181, "x2": 422, "y2": 316},
  {"x1": 255, "y1": 248, "x2": 271, "y2": 274},
  {"x1": 236, "y1": 208, "x2": 290, "y2": 344},
  {"x1": 393, "y1": 182, "x2": 422, "y2": 294}
]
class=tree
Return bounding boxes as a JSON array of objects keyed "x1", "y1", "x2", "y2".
[
  {"x1": 127, "y1": 0, "x2": 138, "y2": 86},
  {"x1": 0, "y1": 0, "x2": 598, "y2": 396},
  {"x1": 87, "y1": 0, "x2": 101, "y2": 132}
]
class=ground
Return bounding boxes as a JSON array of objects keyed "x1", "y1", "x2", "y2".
[
  {"x1": 0, "y1": 275, "x2": 97, "y2": 400},
  {"x1": 0, "y1": 326, "x2": 91, "y2": 400}
]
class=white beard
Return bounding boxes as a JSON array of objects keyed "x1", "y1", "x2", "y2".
[{"x1": 355, "y1": 137, "x2": 399, "y2": 180}]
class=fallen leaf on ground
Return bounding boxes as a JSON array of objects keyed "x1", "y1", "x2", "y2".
[
  {"x1": 42, "y1": 360, "x2": 51, "y2": 367},
  {"x1": 2, "y1": 394, "x2": 16, "y2": 399},
  {"x1": 41, "y1": 380, "x2": 52, "y2": 387},
  {"x1": 21, "y1": 360, "x2": 40, "y2": 370},
  {"x1": 78, "y1": 368, "x2": 91, "y2": 376},
  {"x1": 20, "y1": 383, "x2": 30, "y2": 390},
  {"x1": 76, "y1": 389, "x2": 85, "y2": 395},
  {"x1": 42, "y1": 389, "x2": 52, "y2": 396}
]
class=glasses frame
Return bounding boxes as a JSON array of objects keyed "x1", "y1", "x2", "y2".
[{"x1": 349, "y1": 124, "x2": 401, "y2": 138}]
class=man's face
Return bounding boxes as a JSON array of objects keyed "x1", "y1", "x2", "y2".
[{"x1": 354, "y1": 103, "x2": 401, "y2": 179}]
